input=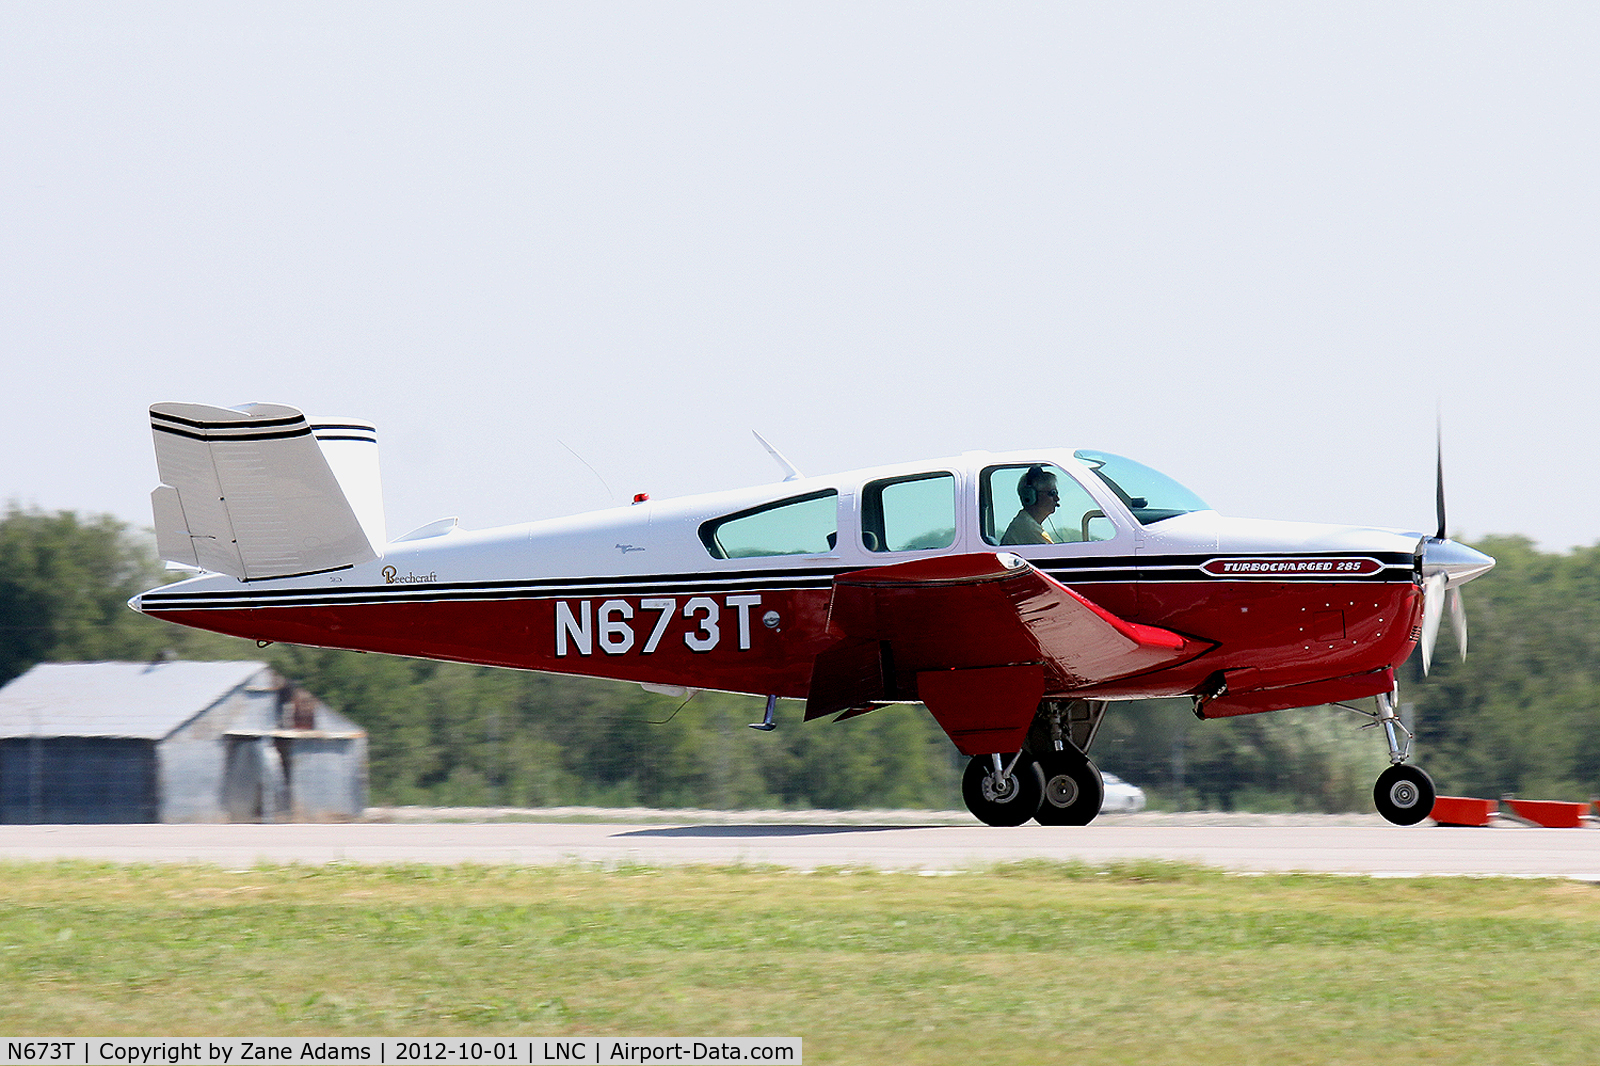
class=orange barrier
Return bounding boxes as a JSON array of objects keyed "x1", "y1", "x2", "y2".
[
  {"x1": 1431, "y1": 796, "x2": 1497, "y2": 827},
  {"x1": 1502, "y1": 796, "x2": 1588, "y2": 829}
]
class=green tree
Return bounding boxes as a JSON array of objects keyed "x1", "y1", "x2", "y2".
[
  {"x1": 0, "y1": 507, "x2": 178, "y2": 682},
  {"x1": 1413, "y1": 535, "x2": 1600, "y2": 800}
]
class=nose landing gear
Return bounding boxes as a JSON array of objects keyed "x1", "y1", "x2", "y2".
[
  {"x1": 1374, "y1": 763, "x2": 1436, "y2": 825},
  {"x1": 1339, "y1": 687, "x2": 1437, "y2": 826}
]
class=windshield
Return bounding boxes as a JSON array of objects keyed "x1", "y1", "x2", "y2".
[{"x1": 1073, "y1": 450, "x2": 1210, "y2": 525}]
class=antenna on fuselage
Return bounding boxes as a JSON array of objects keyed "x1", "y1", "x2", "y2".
[
  {"x1": 752, "y1": 431, "x2": 804, "y2": 482},
  {"x1": 749, "y1": 693, "x2": 778, "y2": 731},
  {"x1": 557, "y1": 438, "x2": 616, "y2": 505}
]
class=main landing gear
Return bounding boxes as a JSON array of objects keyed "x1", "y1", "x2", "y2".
[
  {"x1": 962, "y1": 752, "x2": 1043, "y2": 827},
  {"x1": 1340, "y1": 687, "x2": 1436, "y2": 826},
  {"x1": 1034, "y1": 747, "x2": 1104, "y2": 826},
  {"x1": 961, "y1": 699, "x2": 1107, "y2": 827}
]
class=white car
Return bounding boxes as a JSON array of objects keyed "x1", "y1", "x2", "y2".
[{"x1": 1099, "y1": 772, "x2": 1147, "y2": 813}]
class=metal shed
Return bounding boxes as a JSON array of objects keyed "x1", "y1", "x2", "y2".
[{"x1": 0, "y1": 660, "x2": 367, "y2": 823}]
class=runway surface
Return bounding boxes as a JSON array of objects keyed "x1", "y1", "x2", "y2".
[{"x1": 0, "y1": 820, "x2": 1595, "y2": 878}]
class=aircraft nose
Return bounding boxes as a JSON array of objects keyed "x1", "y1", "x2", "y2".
[
  {"x1": 1420, "y1": 538, "x2": 1495, "y2": 589},
  {"x1": 127, "y1": 593, "x2": 144, "y2": 614}
]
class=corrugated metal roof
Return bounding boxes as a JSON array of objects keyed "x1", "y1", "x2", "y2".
[{"x1": 0, "y1": 661, "x2": 273, "y2": 739}]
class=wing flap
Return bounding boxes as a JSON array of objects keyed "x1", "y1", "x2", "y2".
[
  {"x1": 917, "y1": 664, "x2": 1046, "y2": 754},
  {"x1": 149, "y1": 402, "x2": 380, "y2": 580}
]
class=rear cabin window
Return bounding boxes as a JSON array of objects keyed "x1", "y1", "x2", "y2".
[
  {"x1": 981, "y1": 463, "x2": 1114, "y2": 546},
  {"x1": 700, "y1": 490, "x2": 839, "y2": 559},
  {"x1": 862, "y1": 472, "x2": 956, "y2": 552}
]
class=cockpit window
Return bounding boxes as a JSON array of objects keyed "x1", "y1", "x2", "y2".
[
  {"x1": 981, "y1": 463, "x2": 1114, "y2": 545},
  {"x1": 1073, "y1": 451, "x2": 1209, "y2": 525},
  {"x1": 700, "y1": 490, "x2": 838, "y2": 559}
]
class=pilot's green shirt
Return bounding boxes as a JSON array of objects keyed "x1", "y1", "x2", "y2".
[{"x1": 1001, "y1": 511, "x2": 1052, "y2": 545}]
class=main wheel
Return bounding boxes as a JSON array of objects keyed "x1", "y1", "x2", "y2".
[
  {"x1": 962, "y1": 753, "x2": 1044, "y2": 827},
  {"x1": 1373, "y1": 764, "x2": 1436, "y2": 826},
  {"x1": 1033, "y1": 749, "x2": 1104, "y2": 826}
]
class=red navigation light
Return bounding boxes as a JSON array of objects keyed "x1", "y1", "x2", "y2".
[{"x1": 632, "y1": 493, "x2": 650, "y2": 504}]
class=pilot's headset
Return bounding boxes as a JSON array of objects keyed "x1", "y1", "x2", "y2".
[{"x1": 1018, "y1": 465, "x2": 1048, "y2": 507}]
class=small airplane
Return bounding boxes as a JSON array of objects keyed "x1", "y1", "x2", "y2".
[{"x1": 130, "y1": 402, "x2": 1494, "y2": 827}]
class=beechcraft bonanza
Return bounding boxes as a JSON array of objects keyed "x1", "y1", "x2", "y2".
[{"x1": 131, "y1": 403, "x2": 1494, "y2": 826}]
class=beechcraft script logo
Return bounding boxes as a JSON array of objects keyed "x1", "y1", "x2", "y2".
[{"x1": 1201, "y1": 557, "x2": 1382, "y2": 578}]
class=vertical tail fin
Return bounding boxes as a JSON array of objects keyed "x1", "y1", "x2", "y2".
[
  {"x1": 308, "y1": 418, "x2": 387, "y2": 555},
  {"x1": 149, "y1": 402, "x2": 385, "y2": 580}
]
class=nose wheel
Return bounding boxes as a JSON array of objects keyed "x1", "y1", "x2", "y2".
[
  {"x1": 1373, "y1": 764, "x2": 1436, "y2": 826},
  {"x1": 1340, "y1": 689, "x2": 1440, "y2": 826}
]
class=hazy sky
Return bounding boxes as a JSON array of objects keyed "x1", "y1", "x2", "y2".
[{"x1": 4, "y1": 3, "x2": 1597, "y2": 552}]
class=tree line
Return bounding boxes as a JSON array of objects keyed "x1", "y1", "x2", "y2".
[{"x1": 2, "y1": 506, "x2": 1595, "y2": 810}]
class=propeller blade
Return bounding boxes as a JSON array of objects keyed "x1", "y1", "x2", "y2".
[
  {"x1": 1434, "y1": 422, "x2": 1447, "y2": 542},
  {"x1": 1420, "y1": 571, "x2": 1446, "y2": 675},
  {"x1": 1447, "y1": 585, "x2": 1468, "y2": 662}
]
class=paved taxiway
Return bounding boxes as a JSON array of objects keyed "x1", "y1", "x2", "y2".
[{"x1": 0, "y1": 821, "x2": 1595, "y2": 878}]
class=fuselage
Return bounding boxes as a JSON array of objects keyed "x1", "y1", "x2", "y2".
[{"x1": 133, "y1": 448, "x2": 1472, "y2": 715}]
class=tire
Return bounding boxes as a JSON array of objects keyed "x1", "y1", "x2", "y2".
[
  {"x1": 1033, "y1": 750, "x2": 1104, "y2": 826},
  {"x1": 1373, "y1": 764, "x2": 1436, "y2": 826},
  {"x1": 962, "y1": 753, "x2": 1044, "y2": 827}
]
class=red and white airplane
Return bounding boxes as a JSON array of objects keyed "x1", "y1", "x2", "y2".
[{"x1": 130, "y1": 403, "x2": 1494, "y2": 826}]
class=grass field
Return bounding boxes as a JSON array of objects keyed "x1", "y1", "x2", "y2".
[{"x1": 0, "y1": 860, "x2": 1596, "y2": 1064}]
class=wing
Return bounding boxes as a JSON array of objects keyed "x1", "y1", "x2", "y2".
[
  {"x1": 805, "y1": 552, "x2": 1211, "y2": 754},
  {"x1": 149, "y1": 402, "x2": 382, "y2": 581}
]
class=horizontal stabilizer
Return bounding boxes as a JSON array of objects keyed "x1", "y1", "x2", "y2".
[{"x1": 148, "y1": 402, "x2": 383, "y2": 581}]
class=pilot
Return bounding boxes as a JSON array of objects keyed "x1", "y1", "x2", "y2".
[{"x1": 1000, "y1": 465, "x2": 1059, "y2": 545}]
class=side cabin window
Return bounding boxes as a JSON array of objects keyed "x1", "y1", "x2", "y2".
[
  {"x1": 861, "y1": 472, "x2": 956, "y2": 553},
  {"x1": 700, "y1": 490, "x2": 839, "y2": 559},
  {"x1": 981, "y1": 463, "x2": 1115, "y2": 546}
]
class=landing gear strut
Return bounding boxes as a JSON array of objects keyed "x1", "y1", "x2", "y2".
[
  {"x1": 962, "y1": 752, "x2": 1043, "y2": 827},
  {"x1": 1033, "y1": 748, "x2": 1103, "y2": 826},
  {"x1": 1338, "y1": 687, "x2": 1437, "y2": 826},
  {"x1": 1029, "y1": 699, "x2": 1106, "y2": 826},
  {"x1": 960, "y1": 699, "x2": 1109, "y2": 827}
]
